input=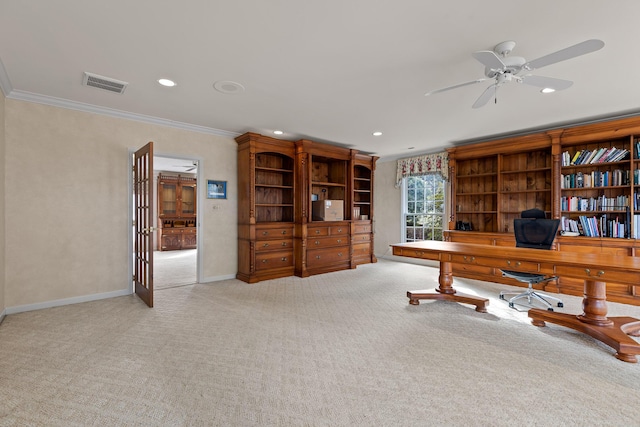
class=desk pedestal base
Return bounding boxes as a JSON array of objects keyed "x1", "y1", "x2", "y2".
[
  {"x1": 407, "y1": 260, "x2": 489, "y2": 313},
  {"x1": 529, "y1": 309, "x2": 640, "y2": 363},
  {"x1": 407, "y1": 290, "x2": 489, "y2": 313}
]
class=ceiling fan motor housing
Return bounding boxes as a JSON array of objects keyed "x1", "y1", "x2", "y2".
[{"x1": 485, "y1": 56, "x2": 526, "y2": 78}]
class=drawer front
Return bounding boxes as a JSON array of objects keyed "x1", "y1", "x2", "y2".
[
  {"x1": 257, "y1": 226, "x2": 293, "y2": 239},
  {"x1": 307, "y1": 247, "x2": 349, "y2": 268},
  {"x1": 353, "y1": 233, "x2": 371, "y2": 242},
  {"x1": 451, "y1": 254, "x2": 540, "y2": 273},
  {"x1": 555, "y1": 265, "x2": 640, "y2": 285},
  {"x1": 309, "y1": 236, "x2": 349, "y2": 249},
  {"x1": 183, "y1": 228, "x2": 197, "y2": 235},
  {"x1": 255, "y1": 250, "x2": 293, "y2": 271},
  {"x1": 330, "y1": 225, "x2": 349, "y2": 235},
  {"x1": 256, "y1": 238, "x2": 292, "y2": 252},
  {"x1": 392, "y1": 246, "x2": 440, "y2": 261},
  {"x1": 354, "y1": 224, "x2": 372, "y2": 234},
  {"x1": 163, "y1": 228, "x2": 182, "y2": 235},
  {"x1": 308, "y1": 227, "x2": 330, "y2": 237},
  {"x1": 353, "y1": 242, "x2": 371, "y2": 257}
]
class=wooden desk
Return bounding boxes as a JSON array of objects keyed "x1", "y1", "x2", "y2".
[{"x1": 391, "y1": 241, "x2": 640, "y2": 363}]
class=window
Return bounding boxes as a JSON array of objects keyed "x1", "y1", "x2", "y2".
[{"x1": 403, "y1": 174, "x2": 446, "y2": 242}]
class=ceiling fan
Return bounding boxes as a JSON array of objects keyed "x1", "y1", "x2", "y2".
[
  {"x1": 174, "y1": 161, "x2": 198, "y2": 172},
  {"x1": 425, "y1": 39, "x2": 605, "y2": 108}
]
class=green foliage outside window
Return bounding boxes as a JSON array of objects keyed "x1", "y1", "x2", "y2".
[{"x1": 405, "y1": 175, "x2": 445, "y2": 242}]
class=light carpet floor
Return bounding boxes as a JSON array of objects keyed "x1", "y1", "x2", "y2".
[
  {"x1": 153, "y1": 249, "x2": 197, "y2": 289},
  {"x1": 1, "y1": 259, "x2": 640, "y2": 426}
]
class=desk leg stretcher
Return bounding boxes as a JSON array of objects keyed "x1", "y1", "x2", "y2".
[
  {"x1": 528, "y1": 280, "x2": 640, "y2": 363},
  {"x1": 407, "y1": 261, "x2": 489, "y2": 313}
]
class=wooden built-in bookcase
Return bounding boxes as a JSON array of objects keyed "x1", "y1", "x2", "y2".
[
  {"x1": 446, "y1": 116, "x2": 640, "y2": 305},
  {"x1": 236, "y1": 133, "x2": 377, "y2": 283}
]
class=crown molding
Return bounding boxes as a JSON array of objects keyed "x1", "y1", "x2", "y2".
[
  {"x1": 0, "y1": 57, "x2": 239, "y2": 138},
  {"x1": 7, "y1": 90, "x2": 239, "y2": 138}
]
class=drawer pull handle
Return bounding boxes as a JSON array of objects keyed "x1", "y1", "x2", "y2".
[
  {"x1": 281, "y1": 230, "x2": 287, "y2": 235},
  {"x1": 337, "y1": 228, "x2": 342, "y2": 233},
  {"x1": 282, "y1": 242, "x2": 287, "y2": 246},
  {"x1": 315, "y1": 241, "x2": 320, "y2": 245},
  {"x1": 463, "y1": 256, "x2": 475, "y2": 262},
  {"x1": 262, "y1": 231, "x2": 268, "y2": 236},
  {"x1": 337, "y1": 239, "x2": 341, "y2": 243},
  {"x1": 316, "y1": 255, "x2": 321, "y2": 259},
  {"x1": 506, "y1": 260, "x2": 521, "y2": 267},
  {"x1": 338, "y1": 253, "x2": 343, "y2": 257},
  {"x1": 263, "y1": 243, "x2": 269, "y2": 247},
  {"x1": 586, "y1": 268, "x2": 605, "y2": 277},
  {"x1": 281, "y1": 257, "x2": 288, "y2": 262},
  {"x1": 262, "y1": 259, "x2": 268, "y2": 263},
  {"x1": 316, "y1": 230, "x2": 321, "y2": 234}
]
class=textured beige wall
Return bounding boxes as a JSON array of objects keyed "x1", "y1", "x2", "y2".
[
  {"x1": 4, "y1": 99, "x2": 237, "y2": 308},
  {"x1": 373, "y1": 159, "x2": 402, "y2": 258},
  {"x1": 0, "y1": 91, "x2": 5, "y2": 315}
]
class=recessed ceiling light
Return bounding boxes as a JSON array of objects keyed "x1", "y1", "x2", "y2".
[
  {"x1": 213, "y1": 80, "x2": 245, "y2": 94},
  {"x1": 373, "y1": 131, "x2": 383, "y2": 136},
  {"x1": 273, "y1": 130, "x2": 284, "y2": 135},
  {"x1": 158, "y1": 78, "x2": 176, "y2": 87},
  {"x1": 541, "y1": 88, "x2": 555, "y2": 94}
]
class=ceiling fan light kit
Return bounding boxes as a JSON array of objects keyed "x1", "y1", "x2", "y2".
[{"x1": 425, "y1": 39, "x2": 605, "y2": 108}]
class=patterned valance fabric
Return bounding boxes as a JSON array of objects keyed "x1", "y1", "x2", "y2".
[{"x1": 395, "y1": 152, "x2": 449, "y2": 187}]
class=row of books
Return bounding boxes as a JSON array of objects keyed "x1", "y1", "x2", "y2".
[
  {"x1": 561, "y1": 214, "x2": 629, "y2": 238},
  {"x1": 561, "y1": 147, "x2": 629, "y2": 166},
  {"x1": 633, "y1": 192, "x2": 640, "y2": 210},
  {"x1": 561, "y1": 169, "x2": 629, "y2": 189},
  {"x1": 560, "y1": 195, "x2": 629, "y2": 212}
]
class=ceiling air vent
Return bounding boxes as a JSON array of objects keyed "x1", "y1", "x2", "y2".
[{"x1": 82, "y1": 72, "x2": 128, "y2": 94}]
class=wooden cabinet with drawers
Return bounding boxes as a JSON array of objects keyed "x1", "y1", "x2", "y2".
[
  {"x1": 236, "y1": 132, "x2": 377, "y2": 283},
  {"x1": 304, "y1": 223, "x2": 351, "y2": 274},
  {"x1": 157, "y1": 174, "x2": 197, "y2": 251}
]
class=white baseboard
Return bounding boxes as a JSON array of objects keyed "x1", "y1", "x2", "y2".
[
  {"x1": 200, "y1": 273, "x2": 237, "y2": 284},
  {"x1": 5, "y1": 288, "x2": 132, "y2": 315}
]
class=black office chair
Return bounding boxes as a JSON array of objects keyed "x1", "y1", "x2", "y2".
[{"x1": 499, "y1": 212, "x2": 564, "y2": 311}]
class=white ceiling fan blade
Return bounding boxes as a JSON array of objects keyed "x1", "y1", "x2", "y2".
[
  {"x1": 525, "y1": 39, "x2": 604, "y2": 71},
  {"x1": 472, "y1": 51, "x2": 506, "y2": 70},
  {"x1": 521, "y1": 75, "x2": 573, "y2": 91},
  {"x1": 425, "y1": 78, "x2": 488, "y2": 96},
  {"x1": 472, "y1": 84, "x2": 497, "y2": 109}
]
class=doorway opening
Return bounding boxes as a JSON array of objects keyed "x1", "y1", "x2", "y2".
[{"x1": 153, "y1": 155, "x2": 200, "y2": 290}]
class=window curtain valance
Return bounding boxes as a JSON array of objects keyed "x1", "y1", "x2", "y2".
[{"x1": 395, "y1": 152, "x2": 449, "y2": 187}]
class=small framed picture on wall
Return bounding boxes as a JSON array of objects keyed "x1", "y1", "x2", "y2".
[{"x1": 207, "y1": 180, "x2": 227, "y2": 199}]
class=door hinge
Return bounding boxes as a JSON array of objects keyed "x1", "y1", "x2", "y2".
[{"x1": 132, "y1": 220, "x2": 136, "y2": 227}]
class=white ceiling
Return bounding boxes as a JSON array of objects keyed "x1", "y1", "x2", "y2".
[{"x1": 1, "y1": 1, "x2": 639, "y2": 160}]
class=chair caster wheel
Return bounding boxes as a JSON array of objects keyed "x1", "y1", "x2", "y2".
[
  {"x1": 547, "y1": 307, "x2": 554, "y2": 312},
  {"x1": 499, "y1": 294, "x2": 505, "y2": 300},
  {"x1": 508, "y1": 302, "x2": 514, "y2": 308},
  {"x1": 558, "y1": 303, "x2": 564, "y2": 308}
]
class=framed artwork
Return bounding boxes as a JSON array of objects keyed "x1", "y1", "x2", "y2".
[{"x1": 207, "y1": 180, "x2": 227, "y2": 199}]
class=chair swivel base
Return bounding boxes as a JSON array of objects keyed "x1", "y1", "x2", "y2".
[{"x1": 499, "y1": 289, "x2": 563, "y2": 311}]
